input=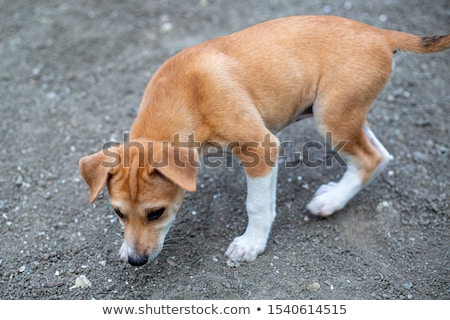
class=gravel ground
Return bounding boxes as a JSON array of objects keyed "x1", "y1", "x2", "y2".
[{"x1": 0, "y1": 0, "x2": 448, "y2": 300}]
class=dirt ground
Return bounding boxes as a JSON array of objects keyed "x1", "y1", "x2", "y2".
[{"x1": 0, "y1": 0, "x2": 448, "y2": 300}]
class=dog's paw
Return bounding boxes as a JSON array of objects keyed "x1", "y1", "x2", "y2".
[
  {"x1": 314, "y1": 182, "x2": 338, "y2": 196},
  {"x1": 225, "y1": 235, "x2": 266, "y2": 266},
  {"x1": 306, "y1": 182, "x2": 344, "y2": 217}
]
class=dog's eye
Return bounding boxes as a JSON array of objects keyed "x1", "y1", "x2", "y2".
[
  {"x1": 113, "y1": 208, "x2": 125, "y2": 220},
  {"x1": 147, "y1": 208, "x2": 165, "y2": 221}
]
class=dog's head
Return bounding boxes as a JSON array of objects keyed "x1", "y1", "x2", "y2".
[{"x1": 79, "y1": 140, "x2": 198, "y2": 266}]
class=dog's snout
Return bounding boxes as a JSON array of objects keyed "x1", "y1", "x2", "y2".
[{"x1": 128, "y1": 254, "x2": 148, "y2": 267}]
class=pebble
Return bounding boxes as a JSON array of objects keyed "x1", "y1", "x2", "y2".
[
  {"x1": 402, "y1": 282, "x2": 413, "y2": 290},
  {"x1": 166, "y1": 257, "x2": 177, "y2": 267},
  {"x1": 43, "y1": 191, "x2": 52, "y2": 200},
  {"x1": 307, "y1": 282, "x2": 320, "y2": 291},
  {"x1": 70, "y1": 275, "x2": 92, "y2": 290},
  {"x1": 379, "y1": 14, "x2": 388, "y2": 22},
  {"x1": 323, "y1": 5, "x2": 332, "y2": 13},
  {"x1": 376, "y1": 201, "x2": 391, "y2": 212},
  {"x1": 161, "y1": 22, "x2": 173, "y2": 32},
  {"x1": 15, "y1": 175, "x2": 23, "y2": 186},
  {"x1": 46, "y1": 92, "x2": 57, "y2": 100},
  {"x1": 435, "y1": 144, "x2": 448, "y2": 154}
]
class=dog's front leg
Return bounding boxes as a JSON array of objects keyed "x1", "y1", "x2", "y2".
[
  {"x1": 225, "y1": 163, "x2": 278, "y2": 265},
  {"x1": 225, "y1": 134, "x2": 279, "y2": 265}
]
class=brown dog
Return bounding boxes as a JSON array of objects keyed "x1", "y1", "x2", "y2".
[{"x1": 79, "y1": 16, "x2": 449, "y2": 266}]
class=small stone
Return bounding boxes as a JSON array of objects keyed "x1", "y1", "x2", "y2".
[
  {"x1": 379, "y1": 14, "x2": 388, "y2": 22},
  {"x1": 323, "y1": 5, "x2": 332, "y2": 13},
  {"x1": 15, "y1": 175, "x2": 23, "y2": 186},
  {"x1": 18, "y1": 265, "x2": 26, "y2": 273},
  {"x1": 435, "y1": 144, "x2": 449, "y2": 154},
  {"x1": 166, "y1": 257, "x2": 177, "y2": 267},
  {"x1": 99, "y1": 260, "x2": 106, "y2": 266},
  {"x1": 46, "y1": 92, "x2": 56, "y2": 100},
  {"x1": 376, "y1": 201, "x2": 391, "y2": 212},
  {"x1": 402, "y1": 282, "x2": 413, "y2": 290},
  {"x1": 308, "y1": 282, "x2": 320, "y2": 291},
  {"x1": 32, "y1": 67, "x2": 41, "y2": 76},
  {"x1": 70, "y1": 275, "x2": 92, "y2": 290},
  {"x1": 160, "y1": 22, "x2": 173, "y2": 33}
]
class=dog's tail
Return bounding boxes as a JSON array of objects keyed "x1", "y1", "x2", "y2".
[{"x1": 386, "y1": 30, "x2": 450, "y2": 54}]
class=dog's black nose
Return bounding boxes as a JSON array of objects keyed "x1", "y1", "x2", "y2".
[{"x1": 128, "y1": 255, "x2": 148, "y2": 266}]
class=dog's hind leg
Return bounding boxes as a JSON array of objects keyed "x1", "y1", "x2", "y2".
[
  {"x1": 362, "y1": 123, "x2": 392, "y2": 184},
  {"x1": 306, "y1": 95, "x2": 391, "y2": 216}
]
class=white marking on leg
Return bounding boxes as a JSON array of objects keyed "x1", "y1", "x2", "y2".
[
  {"x1": 307, "y1": 161, "x2": 362, "y2": 216},
  {"x1": 363, "y1": 125, "x2": 392, "y2": 184},
  {"x1": 225, "y1": 162, "x2": 278, "y2": 264}
]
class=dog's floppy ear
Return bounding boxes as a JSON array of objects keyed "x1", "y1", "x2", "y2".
[
  {"x1": 155, "y1": 146, "x2": 199, "y2": 192},
  {"x1": 79, "y1": 147, "x2": 120, "y2": 203}
]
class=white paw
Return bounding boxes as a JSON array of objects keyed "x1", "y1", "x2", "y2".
[
  {"x1": 225, "y1": 235, "x2": 267, "y2": 266},
  {"x1": 306, "y1": 182, "x2": 346, "y2": 217},
  {"x1": 315, "y1": 182, "x2": 338, "y2": 196}
]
